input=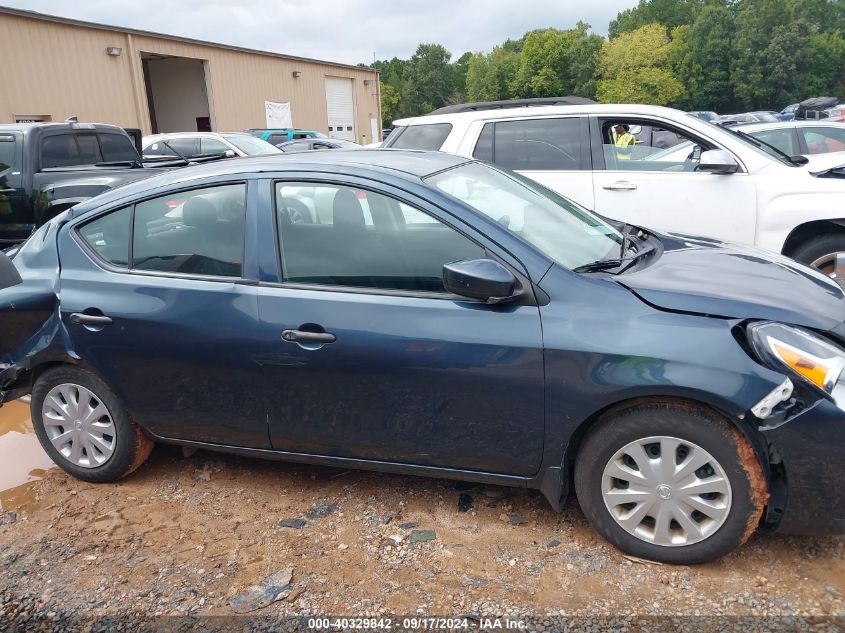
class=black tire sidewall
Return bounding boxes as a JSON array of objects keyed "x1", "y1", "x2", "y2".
[
  {"x1": 31, "y1": 366, "x2": 142, "y2": 483},
  {"x1": 574, "y1": 404, "x2": 760, "y2": 564},
  {"x1": 791, "y1": 233, "x2": 845, "y2": 269}
]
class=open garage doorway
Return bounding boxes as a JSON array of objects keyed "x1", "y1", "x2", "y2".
[{"x1": 141, "y1": 53, "x2": 212, "y2": 133}]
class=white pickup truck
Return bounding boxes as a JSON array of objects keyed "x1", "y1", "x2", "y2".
[{"x1": 386, "y1": 102, "x2": 845, "y2": 285}]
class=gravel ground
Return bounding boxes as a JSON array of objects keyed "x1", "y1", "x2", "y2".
[{"x1": 1, "y1": 444, "x2": 843, "y2": 632}]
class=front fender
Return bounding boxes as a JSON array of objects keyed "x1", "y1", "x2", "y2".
[{"x1": 756, "y1": 189, "x2": 845, "y2": 253}]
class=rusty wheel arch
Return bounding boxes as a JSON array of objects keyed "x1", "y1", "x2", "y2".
[{"x1": 561, "y1": 395, "x2": 771, "y2": 534}]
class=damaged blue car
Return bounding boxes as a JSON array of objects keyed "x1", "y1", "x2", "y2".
[{"x1": 1, "y1": 150, "x2": 844, "y2": 564}]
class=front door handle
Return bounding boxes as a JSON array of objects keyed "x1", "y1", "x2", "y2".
[
  {"x1": 282, "y1": 329, "x2": 336, "y2": 344},
  {"x1": 70, "y1": 313, "x2": 113, "y2": 326},
  {"x1": 602, "y1": 181, "x2": 638, "y2": 191}
]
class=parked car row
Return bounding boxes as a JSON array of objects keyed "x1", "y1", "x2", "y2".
[
  {"x1": 3, "y1": 99, "x2": 845, "y2": 567},
  {"x1": 2, "y1": 149, "x2": 845, "y2": 567},
  {"x1": 384, "y1": 100, "x2": 845, "y2": 287}
]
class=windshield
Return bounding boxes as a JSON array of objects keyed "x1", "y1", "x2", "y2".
[
  {"x1": 720, "y1": 126, "x2": 798, "y2": 166},
  {"x1": 425, "y1": 162, "x2": 622, "y2": 270},
  {"x1": 222, "y1": 134, "x2": 281, "y2": 156}
]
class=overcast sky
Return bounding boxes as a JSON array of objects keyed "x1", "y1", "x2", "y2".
[{"x1": 6, "y1": 0, "x2": 639, "y2": 65}]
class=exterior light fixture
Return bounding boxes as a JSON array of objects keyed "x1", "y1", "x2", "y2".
[
  {"x1": 106, "y1": 46, "x2": 122, "y2": 56},
  {"x1": 292, "y1": 70, "x2": 302, "y2": 78}
]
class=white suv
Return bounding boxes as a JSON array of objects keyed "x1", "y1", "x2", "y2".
[{"x1": 385, "y1": 102, "x2": 845, "y2": 283}]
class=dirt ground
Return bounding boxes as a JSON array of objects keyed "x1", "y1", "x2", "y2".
[{"x1": 1, "y1": 399, "x2": 844, "y2": 632}]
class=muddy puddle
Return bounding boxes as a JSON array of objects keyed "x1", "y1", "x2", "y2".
[{"x1": 0, "y1": 399, "x2": 54, "y2": 510}]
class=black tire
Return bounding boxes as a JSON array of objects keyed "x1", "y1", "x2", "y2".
[
  {"x1": 574, "y1": 401, "x2": 766, "y2": 564},
  {"x1": 31, "y1": 366, "x2": 154, "y2": 483},
  {"x1": 790, "y1": 233, "x2": 845, "y2": 275}
]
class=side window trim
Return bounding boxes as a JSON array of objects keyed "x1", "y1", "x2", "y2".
[
  {"x1": 267, "y1": 177, "x2": 525, "y2": 298},
  {"x1": 590, "y1": 115, "x2": 747, "y2": 174},
  {"x1": 73, "y1": 180, "x2": 250, "y2": 282}
]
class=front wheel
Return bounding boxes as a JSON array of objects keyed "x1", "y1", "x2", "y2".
[
  {"x1": 574, "y1": 402, "x2": 767, "y2": 564},
  {"x1": 791, "y1": 233, "x2": 845, "y2": 288},
  {"x1": 31, "y1": 366, "x2": 154, "y2": 483}
]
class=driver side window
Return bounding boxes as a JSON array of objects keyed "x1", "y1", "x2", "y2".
[{"x1": 601, "y1": 120, "x2": 707, "y2": 173}]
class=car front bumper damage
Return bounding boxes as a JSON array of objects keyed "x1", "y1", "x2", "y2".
[{"x1": 762, "y1": 398, "x2": 845, "y2": 534}]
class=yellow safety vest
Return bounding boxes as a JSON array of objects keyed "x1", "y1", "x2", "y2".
[{"x1": 614, "y1": 132, "x2": 636, "y2": 160}]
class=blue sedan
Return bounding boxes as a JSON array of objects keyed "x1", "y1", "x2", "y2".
[{"x1": 1, "y1": 150, "x2": 844, "y2": 564}]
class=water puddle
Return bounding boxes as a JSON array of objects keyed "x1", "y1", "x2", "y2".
[{"x1": 0, "y1": 399, "x2": 55, "y2": 510}]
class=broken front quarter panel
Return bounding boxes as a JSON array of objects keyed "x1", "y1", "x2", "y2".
[{"x1": 0, "y1": 215, "x2": 76, "y2": 404}]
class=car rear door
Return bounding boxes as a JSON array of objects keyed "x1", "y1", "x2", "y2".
[
  {"x1": 589, "y1": 115, "x2": 758, "y2": 244},
  {"x1": 464, "y1": 116, "x2": 595, "y2": 210},
  {"x1": 254, "y1": 175, "x2": 545, "y2": 476},
  {"x1": 57, "y1": 179, "x2": 269, "y2": 448}
]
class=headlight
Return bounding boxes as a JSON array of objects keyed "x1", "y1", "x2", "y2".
[{"x1": 747, "y1": 322, "x2": 845, "y2": 404}]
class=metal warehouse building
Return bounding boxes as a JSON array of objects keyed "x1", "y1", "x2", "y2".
[{"x1": 0, "y1": 6, "x2": 382, "y2": 143}]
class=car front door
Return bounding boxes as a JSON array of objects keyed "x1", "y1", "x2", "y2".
[
  {"x1": 467, "y1": 116, "x2": 595, "y2": 211},
  {"x1": 255, "y1": 177, "x2": 545, "y2": 476},
  {"x1": 58, "y1": 180, "x2": 269, "y2": 448},
  {"x1": 0, "y1": 131, "x2": 29, "y2": 244},
  {"x1": 590, "y1": 116, "x2": 757, "y2": 244}
]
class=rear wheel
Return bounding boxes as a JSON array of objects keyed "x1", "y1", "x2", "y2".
[
  {"x1": 574, "y1": 402, "x2": 766, "y2": 564},
  {"x1": 31, "y1": 366, "x2": 154, "y2": 483},
  {"x1": 791, "y1": 233, "x2": 845, "y2": 288}
]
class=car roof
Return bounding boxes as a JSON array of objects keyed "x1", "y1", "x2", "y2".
[
  {"x1": 69, "y1": 150, "x2": 471, "y2": 216},
  {"x1": 392, "y1": 103, "x2": 697, "y2": 127},
  {"x1": 143, "y1": 132, "x2": 233, "y2": 141}
]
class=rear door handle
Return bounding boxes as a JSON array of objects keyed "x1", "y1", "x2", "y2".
[
  {"x1": 282, "y1": 329, "x2": 336, "y2": 344},
  {"x1": 70, "y1": 313, "x2": 113, "y2": 326},
  {"x1": 602, "y1": 181, "x2": 638, "y2": 191}
]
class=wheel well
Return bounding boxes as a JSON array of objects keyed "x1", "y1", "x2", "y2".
[
  {"x1": 563, "y1": 395, "x2": 769, "y2": 486},
  {"x1": 781, "y1": 220, "x2": 845, "y2": 257}
]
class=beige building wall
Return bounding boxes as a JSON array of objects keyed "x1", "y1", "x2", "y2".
[{"x1": 0, "y1": 9, "x2": 381, "y2": 142}]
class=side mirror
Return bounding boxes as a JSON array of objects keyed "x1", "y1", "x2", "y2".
[
  {"x1": 697, "y1": 149, "x2": 739, "y2": 174},
  {"x1": 224, "y1": 149, "x2": 236, "y2": 158},
  {"x1": 443, "y1": 258, "x2": 518, "y2": 303}
]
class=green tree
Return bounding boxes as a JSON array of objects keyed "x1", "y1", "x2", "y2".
[
  {"x1": 596, "y1": 24, "x2": 685, "y2": 104},
  {"x1": 609, "y1": 0, "x2": 704, "y2": 38},
  {"x1": 731, "y1": 0, "x2": 813, "y2": 109},
  {"x1": 406, "y1": 43, "x2": 453, "y2": 113},
  {"x1": 510, "y1": 23, "x2": 603, "y2": 98},
  {"x1": 379, "y1": 82, "x2": 402, "y2": 126},
  {"x1": 465, "y1": 46, "x2": 521, "y2": 101},
  {"x1": 801, "y1": 30, "x2": 845, "y2": 97},
  {"x1": 680, "y1": 3, "x2": 736, "y2": 111}
]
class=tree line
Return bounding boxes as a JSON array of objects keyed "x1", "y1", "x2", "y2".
[{"x1": 368, "y1": 0, "x2": 845, "y2": 126}]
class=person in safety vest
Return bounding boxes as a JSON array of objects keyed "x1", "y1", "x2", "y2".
[{"x1": 612, "y1": 123, "x2": 636, "y2": 160}]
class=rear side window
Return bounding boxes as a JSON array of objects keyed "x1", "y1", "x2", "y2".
[
  {"x1": 0, "y1": 135, "x2": 15, "y2": 172},
  {"x1": 78, "y1": 206, "x2": 132, "y2": 268},
  {"x1": 801, "y1": 126, "x2": 845, "y2": 154},
  {"x1": 132, "y1": 184, "x2": 246, "y2": 277},
  {"x1": 488, "y1": 118, "x2": 582, "y2": 171},
  {"x1": 99, "y1": 133, "x2": 138, "y2": 162},
  {"x1": 386, "y1": 123, "x2": 452, "y2": 150}
]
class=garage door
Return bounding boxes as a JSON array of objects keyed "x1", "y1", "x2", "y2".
[{"x1": 325, "y1": 77, "x2": 355, "y2": 141}]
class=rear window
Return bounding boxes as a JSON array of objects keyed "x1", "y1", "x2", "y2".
[{"x1": 385, "y1": 123, "x2": 452, "y2": 150}]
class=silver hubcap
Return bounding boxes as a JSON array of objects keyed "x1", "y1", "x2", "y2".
[
  {"x1": 601, "y1": 436, "x2": 732, "y2": 547},
  {"x1": 42, "y1": 383, "x2": 116, "y2": 468},
  {"x1": 810, "y1": 252, "x2": 845, "y2": 289}
]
